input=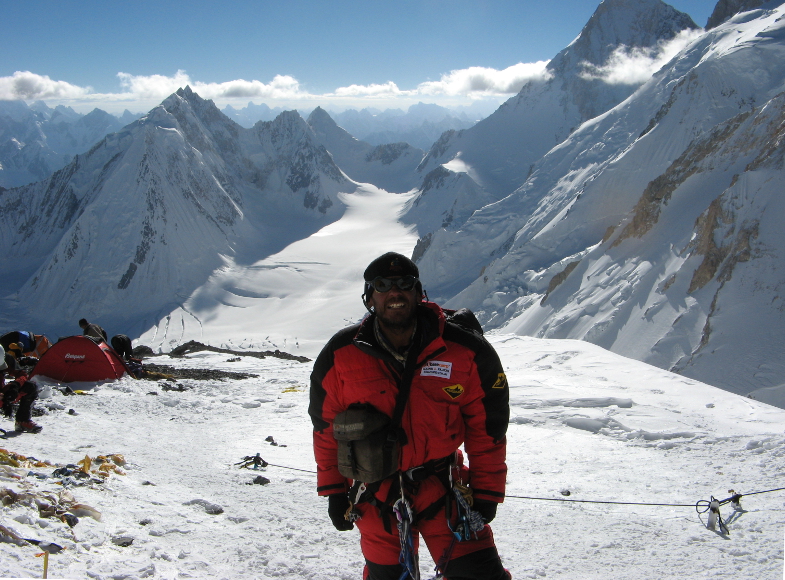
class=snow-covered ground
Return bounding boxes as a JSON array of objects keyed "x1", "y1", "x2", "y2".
[{"x1": 1, "y1": 336, "x2": 784, "y2": 580}]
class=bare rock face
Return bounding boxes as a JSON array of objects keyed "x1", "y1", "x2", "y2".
[{"x1": 706, "y1": 0, "x2": 764, "y2": 29}]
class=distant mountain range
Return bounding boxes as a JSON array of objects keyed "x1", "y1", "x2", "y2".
[
  {"x1": 0, "y1": 101, "x2": 141, "y2": 188},
  {"x1": 222, "y1": 101, "x2": 487, "y2": 151},
  {"x1": 1, "y1": 0, "x2": 783, "y2": 404}
]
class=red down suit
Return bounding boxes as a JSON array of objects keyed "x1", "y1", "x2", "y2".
[{"x1": 309, "y1": 301, "x2": 509, "y2": 570}]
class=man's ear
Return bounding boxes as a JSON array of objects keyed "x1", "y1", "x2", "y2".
[{"x1": 363, "y1": 292, "x2": 374, "y2": 313}]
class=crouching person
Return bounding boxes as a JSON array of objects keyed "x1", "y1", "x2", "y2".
[
  {"x1": 1, "y1": 349, "x2": 41, "y2": 433},
  {"x1": 310, "y1": 253, "x2": 511, "y2": 579}
]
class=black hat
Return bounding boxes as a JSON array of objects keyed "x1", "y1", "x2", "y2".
[{"x1": 363, "y1": 252, "x2": 419, "y2": 281}]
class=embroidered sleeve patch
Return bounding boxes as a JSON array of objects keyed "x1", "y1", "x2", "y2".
[
  {"x1": 420, "y1": 360, "x2": 453, "y2": 379},
  {"x1": 491, "y1": 373, "x2": 508, "y2": 389},
  {"x1": 443, "y1": 384, "x2": 464, "y2": 399}
]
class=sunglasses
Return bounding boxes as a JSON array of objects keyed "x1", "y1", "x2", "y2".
[{"x1": 369, "y1": 275, "x2": 419, "y2": 293}]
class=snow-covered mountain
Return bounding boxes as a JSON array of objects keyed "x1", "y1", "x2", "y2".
[
  {"x1": 221, "y1": 101, "x2": 287, "y2": 127},
  {"x1": 0, "y1": 100, "x2": 141, "y2": 188},
  {"x1": 414, "y1": 2, "x2": 785, "y2": 399},
  {"x1": 3, "y1": 0, "x2": 784, "y2": 409},
  {"x1": 0, "y1": 87, "x2": 354, "y2": 339},
  {"x1": 223, "y1": 101, "x2": 480, "y2": 151},
  {"x1": 405, "y1": 0, "x2": 698, "y2": 233},
  {"x1": 332, "y1": 102, "x2": 479, "y2": 150},
  {"x1": 307, "y1": 107, "x2": 424, "y2": 193}
]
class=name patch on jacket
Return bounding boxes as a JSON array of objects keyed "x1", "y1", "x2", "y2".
[{"x1": 420, "y1": 360, "x2": 453, "y2": 379}]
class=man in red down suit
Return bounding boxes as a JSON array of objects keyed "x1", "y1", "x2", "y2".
[{"x1": 310, "y1": 252, "x2": 511, "y2": 579}]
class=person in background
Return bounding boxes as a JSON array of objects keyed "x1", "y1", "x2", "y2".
[
  {"x1": 79, "y1": 318, "x2": 108, "y2": 343},
  {"x1": 310, "y1": 252, "x2": 511, "y2": 580},
  {"x1": 1, "y1": 347, "x2": 41, "y2": 434},
  {"x1": 110, "y1": 334, "x2": 134, "y2": 360}
]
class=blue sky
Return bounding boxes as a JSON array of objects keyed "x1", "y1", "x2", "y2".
[{"x1": 1, "y1": 0, "x2": 716, "y2": 114}]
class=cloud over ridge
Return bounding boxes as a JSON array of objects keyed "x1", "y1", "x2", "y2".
[
  {"x1": 579, "y1": 29, "x2": 703, "y2": 85},
  {"x1": 0, "y1": 41, "x2": 688, "y2": 111}
]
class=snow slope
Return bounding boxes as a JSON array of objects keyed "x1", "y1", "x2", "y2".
[
  {"x1": 415, "y1": 3, "x2": 785, "y2": 400},
  {"x1": 137, "y1": 185, "x2": 419, "y2": 357},
  {"x1": 0, "y1": 88, "x2": 355, "y2": 342},
  {"x1": 1, "y1": 160, "x2": 784, "y2": 578},
  {"x1": 0, "y1": 337, "x2": 783, "y2": 579},
  {"x1": 307, "y1": 107, "x2": 424, "y2": 194}
]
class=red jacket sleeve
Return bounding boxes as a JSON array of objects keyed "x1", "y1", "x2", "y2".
[
  {"x1": 309, "y1": 328, "x2": 355, "y2": 496},
  {"x1": 454, "y1": 335, "x2": 509, "y2": 503}
]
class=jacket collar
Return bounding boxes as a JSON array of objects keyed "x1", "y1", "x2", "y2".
[{"x1": 354, "y1": 301, "x2": 446, "y2": 365}]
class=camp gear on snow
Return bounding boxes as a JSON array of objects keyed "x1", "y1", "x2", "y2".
[
  {"x1": 30, "y1": 336, "x2": 130, "y2": 383},
  {"x1": 235, "y1": 453, "x2": 268, "y2": 469},
  {"x1": 0, "y1": 332, "x2": 51, "y2": 359},
  {"x1": 369, "y1": 275, "x2": 419, "y2": 294},
  {"x1": 6, "y1": 343, "x2": 22, "y2": 359}
]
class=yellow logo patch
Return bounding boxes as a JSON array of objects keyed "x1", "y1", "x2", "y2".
[
  {"x1": 443, "y1": 384, "x2": 464, "y2": 399},
  {"x1": 491, "y1": 373, "x2": 508, "y2": 389}
]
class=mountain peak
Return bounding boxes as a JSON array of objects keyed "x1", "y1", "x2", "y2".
[
  {"x1": 556, "y1": 0, "x2": 698, "y2": 68},
  {"x1": 706, "y1": 0, "x2": 765, "y2": 29},
  {"x1": 307, "y1": 106, "x2": 333, "y2": 126}
]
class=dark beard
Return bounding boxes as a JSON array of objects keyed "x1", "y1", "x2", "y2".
[{"x1": 377, "y1": 308, "x2": 417, "y2": 332}]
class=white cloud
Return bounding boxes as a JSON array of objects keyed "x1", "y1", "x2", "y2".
[
  {"x1": 579, "y1": 29, "x2": 704, "y2": 85},
  {"x1": 195, "y1": 75, "x2": 304, "y2": 99},
  {"x1": 331, "y1": 81, "x2": 405, "y2": 97},
  {"x1": 325, "y1": 62, "x2": 551, "y2": 101},
  {"x1": 117, "y1": 70, "x2": 192, "y2": 99},
  {"x1": 0, "y1": 61, "x2": 549, "y2": 112},
  {"x1": 417, "y1": 61, "x2": 551, "y2": 96},
  {"x1": 0, "y1": 71, "x2": 91, "y2": 100},
  {"x1": 116, "y1": 70, "x2": 307, "y2": 100}
]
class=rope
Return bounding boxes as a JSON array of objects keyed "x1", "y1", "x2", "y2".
[
  {"x1": 506, "y1": 494, "x2": 694, "y2": 507},
  {"x1": 264, "y1": 462, "x2": 317, "y2": 474},
  {"x1": 507, "y1": 486, "x2": 785, "y2": 508},
  {"x1": 235, "y1": 454, "x2": 316, "y2": 474}
]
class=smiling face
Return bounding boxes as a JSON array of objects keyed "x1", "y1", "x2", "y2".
[{"x1": 366, "y1": 276, "x2": 419, "y2": 334}]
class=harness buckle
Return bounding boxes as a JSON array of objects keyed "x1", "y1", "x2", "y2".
[{"x1": 405, "y1": 465, "x2": 428, "y2": 482}]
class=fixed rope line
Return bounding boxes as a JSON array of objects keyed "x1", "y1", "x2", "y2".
[
  {"x1": 505, "y1": 494, "x2": 694, "y2": 507},
  {"x1": 266, "y1": 462, "x2": 317, "y2": 474},
  {"x1": 509, "y1": 485, "x2": 785, "y2": 509},
  {"x1": 236, "y1": 455, "x2": 785, "y2": 515}
]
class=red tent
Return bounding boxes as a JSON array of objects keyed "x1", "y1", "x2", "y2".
[{"x1": 30, "y1": 336, "x2": 129, "y2": 383}]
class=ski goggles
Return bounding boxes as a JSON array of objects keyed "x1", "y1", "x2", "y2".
[{"x1": 368, "y1": 275, "x2": 419, "y2": 293}]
